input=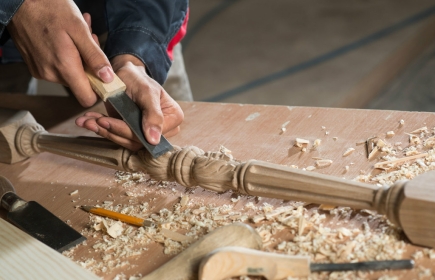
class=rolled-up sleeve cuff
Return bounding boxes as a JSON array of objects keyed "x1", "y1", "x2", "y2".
[
  {"x1": 0, "y1": 0, "x2": 25, "y2": 38},
  {"x1": 104, "y1": 28, "x2": 171, "y2": 85}
]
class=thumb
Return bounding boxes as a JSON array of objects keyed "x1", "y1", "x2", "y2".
[{"x1": 71, "y1": 25, "x2": 114, "y2": 83}]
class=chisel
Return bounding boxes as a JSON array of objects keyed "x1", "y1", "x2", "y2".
[
  {"x1": 86, "y1": 71, "x2": 173, "y2": 158},
  {"x1": 199, "y1": 246, "x2": 414, "y2": 280},
  {"x1": 0, "y1": 176, "x2": 86, "y2": 252}
]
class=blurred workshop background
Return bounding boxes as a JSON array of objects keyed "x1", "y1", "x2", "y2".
[{"x1": 38, "y1": 0, "x2": 435, "y2": 111}]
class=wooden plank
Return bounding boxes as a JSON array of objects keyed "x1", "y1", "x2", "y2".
[{"x1": 0, "y1": 219, "x2": 99, "y2": 280}]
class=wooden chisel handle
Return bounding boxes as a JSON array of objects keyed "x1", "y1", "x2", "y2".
[
  {"x1": 199, "y1": 246, "x2": 310, "y2": 280},
  {"x1": 85, "y1": 70, "x2": 126, "y2": 101}
]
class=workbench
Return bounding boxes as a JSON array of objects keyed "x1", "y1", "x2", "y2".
[{"x1": 1, "y1": 99, "x2": 434, "y2": 279}]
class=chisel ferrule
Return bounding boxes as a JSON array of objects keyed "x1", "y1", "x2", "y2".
[{"x1": 1, "y1": 192, "x2": 27, "y2": 212}]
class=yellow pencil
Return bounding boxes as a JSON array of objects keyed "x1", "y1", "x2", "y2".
[{"x1": 81, "y1": 205, "x2": 154, "y2": 227}]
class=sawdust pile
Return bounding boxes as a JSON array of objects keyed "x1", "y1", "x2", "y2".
[{"x1": 63, "y1": 125, "x2": 435, "y2": 280}]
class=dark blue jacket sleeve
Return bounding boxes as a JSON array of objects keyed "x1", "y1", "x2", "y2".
[
  {"x1": 0, "y1": 0, "x2": 25, "y2": 41},
  {"x1": 104, "y1": 0, "x2": 188, "y2": 85}
]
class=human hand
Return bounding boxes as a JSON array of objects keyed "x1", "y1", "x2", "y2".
[
  {"x1": 76, "y1": 54, "x2": 184, "y2": 151},
  {"x1": 7, "y1": 0, "x2": 114, "y2": 106}
]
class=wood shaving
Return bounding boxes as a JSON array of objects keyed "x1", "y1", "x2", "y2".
[
  {"x1": 180, "y1": 195, "x2": 189, "y2": 207},
  {"x1": 409, "y1": 126, "x2": 428, "y2": 134},
  {"x1": 399, "y1": 119, "x2": 405, "y2": 127},
  {"x1": 294, "y1": 138, "x2": 310, "y2": 149},
  {"x1": 306, "y1": 166, "x2": 316, "y2": 171},
  {"x1": 409, "y1": 135, "x2": 421, "y2": 145},
  {"x1": 386, "y1": 131, "x2": 395, "y2": 138},
  {"x1": 315, "y1": 159, "x2": 333, "y2": 168},
  {"x1": 70, "y1": 190, "x2": 79, "y2": 196},
  {"x1": 313, "y1": 139, "x2": 321, "y2": 150},
  {"x1": 374, "y1": 153, "x2": 428, "y2": 170},
  {"x1": 342, "y1": 148, "x2": 355, "y2": 157},
  {"x1": 219, "y1": 145, "x2": 233, "y2": 160}
]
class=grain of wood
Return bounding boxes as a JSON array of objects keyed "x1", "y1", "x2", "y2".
[{"x1": 0, "y1": 219, "x2": 98, "y2": 280}]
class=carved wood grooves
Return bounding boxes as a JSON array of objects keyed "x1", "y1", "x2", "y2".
[{"x1": 136, "y1": 146, "x2": 404, "y2": 222}]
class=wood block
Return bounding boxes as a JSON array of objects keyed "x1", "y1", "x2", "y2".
[{"x1": 0, "y1": 219, "x2": 98, "y2": 280}]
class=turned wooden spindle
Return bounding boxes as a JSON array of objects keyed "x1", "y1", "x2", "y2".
[{"x1": 1, "y1": 109, "x2": 434, "y2": 248}]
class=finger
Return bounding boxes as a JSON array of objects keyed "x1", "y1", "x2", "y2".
[
  {"x1": 83, "y1": 111, "x2": 107, "y2": 118},
  {"x1": 83, "y1": 13, "x2": 92, "y2": 33},
  {"x1": 82, "y1": 118, "x2": 143, "y2": 151},
  {"x1": 75, "y1": 112, "x2": 106, "y2": 127},
  {"x1": 69, "y1": 20, "x2": 114, "y2": 83},
  {"x1": 96, "y1": 117, "x2": 140, "y2": 142},
  {"x1": 92, "y1": 34, "x2": 100, "y2": 46},
  {"x1": 160, "y1": 96, "x2": 184, "y2": 134},
  {"x1": 56, "y1": 32, "x2": 98, "y2": 107}
]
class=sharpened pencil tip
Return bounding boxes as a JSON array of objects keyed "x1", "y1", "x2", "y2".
[{"x1": 80, "y1": 205, "x2": 92, "y2": 212}]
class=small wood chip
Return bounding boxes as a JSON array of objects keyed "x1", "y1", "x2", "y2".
[
  {"x1": 319, "y1": 204, "x2": 335, "y2": 210},
  {"x1": 386, "y1": 131, "x2": 395, "y2": 138},
  {"x1": 160, "y1": 228, "x2": 194, "y2": 243},
  {"x1": 313, "y1": 139, "x2": 321, "y2": 149},
  {"x1": 409, "y1": 135, "x2": 421, "y2": 145},
  {"x1": 180, "y1": 195, "x2": 189, "y2": 207},
  {"x1": 315, "y1": 159, "x2": 333, "y2": 168},
  {"x1": 69, "y1": 190, "x2": 79, "y2": 196},
  {"x1": 295, "y1": 138, "x2": 310, "y2": 148},
  {"x1": 103, "y1": 220, "x2": 124, "y2": 238},
  {"x1": 298, "y1": 216, "x2": 306, "y2": 236},
  {"x1": 399, "y1": 119, "x2": 405, "y2": 127},
  {"x1": 342, "y1": 148, "x2": 355, "y2": 157}
]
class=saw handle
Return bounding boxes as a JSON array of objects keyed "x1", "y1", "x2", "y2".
[
  {"x1": 198, "y1": 247, "x2": 310, "y2": 280},
  {"x1": 85, "y1": 70, "x2": 126, "y2": 101}
]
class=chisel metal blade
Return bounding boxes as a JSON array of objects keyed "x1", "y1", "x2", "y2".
[
  {"x1": 7, "y1": 201, "x2": 86, "y2": 252},
  {"x1": 0, "y1": 176, "x2": 86, "y2": 252},
  {"x1": 310, "y1": 259, "x2": 414, "y2": 272},
  {"x1": 107, "y1": 93, "x2": 173, "y2": 158}
]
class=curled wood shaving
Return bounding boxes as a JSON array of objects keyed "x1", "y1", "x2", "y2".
[{"x1": 409, "y1": 135, "x2": 421, "y2": 145}]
